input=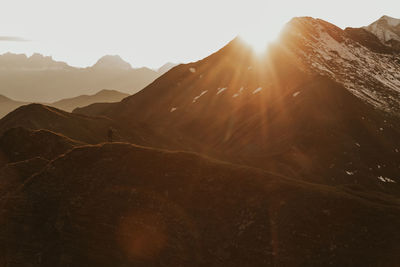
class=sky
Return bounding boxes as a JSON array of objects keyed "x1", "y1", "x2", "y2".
[{"x1": 0, "y1": 0, "x2": 399, "y2": 69}]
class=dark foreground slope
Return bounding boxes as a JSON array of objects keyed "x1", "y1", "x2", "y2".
[
  {"x1": 0, "y1": 143, "x2": 400, "y2": 267},
  {"x1": 0, "y1": 127, "x2": 84, "y2": 200},
  {"x1": 0, "y1": 157, "x2": 49, "y2": 197},
  {"x1": 0, "y1": 127, "x2": 82, "y2": 167}
]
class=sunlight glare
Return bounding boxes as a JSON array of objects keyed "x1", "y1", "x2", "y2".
[{"x1": 239, "y1": 22, "x2": 283, "y2": 54}]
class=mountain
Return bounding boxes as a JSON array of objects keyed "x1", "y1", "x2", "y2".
[
  {"x1": 364, "y1": 15, "x2": 400, "y2": 49},
  {"x1": 0, "y1": 157, "x2": 49, "y2": 197},
  {"x1": 0, "y1": 90, "x2": 130, "y2": 118},
  {"x1": 1, "y1": 142, "x2": 400, "y2": 266},
  {"x1": 283, "y1": 17, "x2": 400, "y2": 113},
  {"x1": 157, "y1": 62, "x2": 178, "y2": 75},
  {"x1": 0, "y1": 104, "x2": 162, "y2": 147},
  {"x1": 0, "y1": 53, "x2": 160, "y2": 102},
  {"x1": 0, "y1": 127, "x2": 82, "y2": 196},
  {"x1": 0, "y1": 127, "x2": 82, "y2": 167},
  {"x1": 344, "y1": 26, "x2": 397, "y2": 54},
  {"x1": 51, "y1": 89, "x2": 129, "y2": 112},
  {"x1": 91, "y1": 55, "x2": 132, "y2": 70},
  {"x1": 0, "y1": 52, "x2": 71, "y2": 70},
  {"x1": 0, "y1": 104, "x2": 123, "y2": 144},
  {"x1": 76, "y1": 17, "x2": 400, "y2": 195},
  {"x1": 0, "y1": 95, "x2": 27, "y2": 118}
]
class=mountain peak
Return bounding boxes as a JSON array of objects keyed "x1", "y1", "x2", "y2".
[
  {"x1": 92, "y1": 55, "x2": 132, "y2": 70},
  {"x1": 364, "y1": 15, "x2": 400, "y2": 44},
  {"x1": 379, "y1": 15, "x2": 400, "y2": 27},
  {"x1": 94, "y1": 89, "x2": 126, "y2": 96}
]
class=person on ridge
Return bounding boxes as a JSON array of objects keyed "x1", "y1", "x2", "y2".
[{"x1": 107, "y1": 127, "x2": 114, "y2": 142}]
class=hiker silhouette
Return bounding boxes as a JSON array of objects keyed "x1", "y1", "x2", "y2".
[{"x1": 107, "y1": 128, "x2": 114, "y2": 142}]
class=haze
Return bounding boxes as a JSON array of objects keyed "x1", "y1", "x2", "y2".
[{"x1": 1, "y1": 0, "x2": 399, "y2": 68}]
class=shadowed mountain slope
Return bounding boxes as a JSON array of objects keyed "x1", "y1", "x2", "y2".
[
  {"x1": 0, "y1": 104, "x2": 173, "y2": 149},
  {"x1": 0, "y1": 127, "x2": 82, "y2": 168},
  {"x1": 0, "y1": 157, "x2": 49, "y2": 197},
  {"x1": 0, "y1": 127, "x2": 83, "y2": 201},
  {"x1": 0, "y1": 104, "x2": 124, "y2": 144},
  {"x1": 1, "y1": 143, "x2": 400, "y2": 266}
]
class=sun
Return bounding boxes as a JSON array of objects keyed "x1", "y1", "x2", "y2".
[{"x1": 239, "y1": 23, "x2": 283, "y2": 54}]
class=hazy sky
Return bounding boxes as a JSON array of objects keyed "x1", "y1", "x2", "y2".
[{"x1": 1, "y1": 0, "x2": 399, "y2": 68}]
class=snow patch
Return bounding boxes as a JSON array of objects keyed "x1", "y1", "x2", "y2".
[
  {"x1": 253, "y1": 87, "x2": 262, "y2": 94},
  {"x1": 193, "y1": 90, "x2": 208, "y2": 103},
  {"x1": 346, "y1": 171, "x2": 355, "y2": 176},
  {"x1": 233, "y1": 87, "x2": 245, "y2": 98},
  {"x1": 293, "y1": 91, "x2": 301, "y2": 97},
  {"x1": 217, "y1": 87, "x2": 227, "y2": 95},
  {"x1": 189, "y1": 67, "x2": 196, "y2": 73},
  {"x1": 170, "y1": 107, "x2": 177, "y2": 113},
  {"x1": 378, "y1": 176, "x2": 396, "y2": 183}
]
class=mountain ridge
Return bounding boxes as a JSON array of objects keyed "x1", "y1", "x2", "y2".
[
  {"x1": 50, "y1": 89, "x2": 130, "y2": 112},
  {"x1": 0, "y1": 89, "x2": 130, "y2": 118}
]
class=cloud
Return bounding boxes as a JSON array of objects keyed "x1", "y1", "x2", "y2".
[{"x1": 0, "y1": 36, "x2": 29, "y2": 42}]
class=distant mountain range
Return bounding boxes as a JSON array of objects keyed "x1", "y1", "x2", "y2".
[
  {"x1": 50, "y1": 89, "x2": 130, "y2": 112},
  {"x1": 0, "y1": 89, "x2": 130, "y2": 117},
  {"x1": 0, "y1": 53, "x2": 165, "y2": 102},
  {"x1": 0, "y1": 52, "x2": 70, "y2": 70}
]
